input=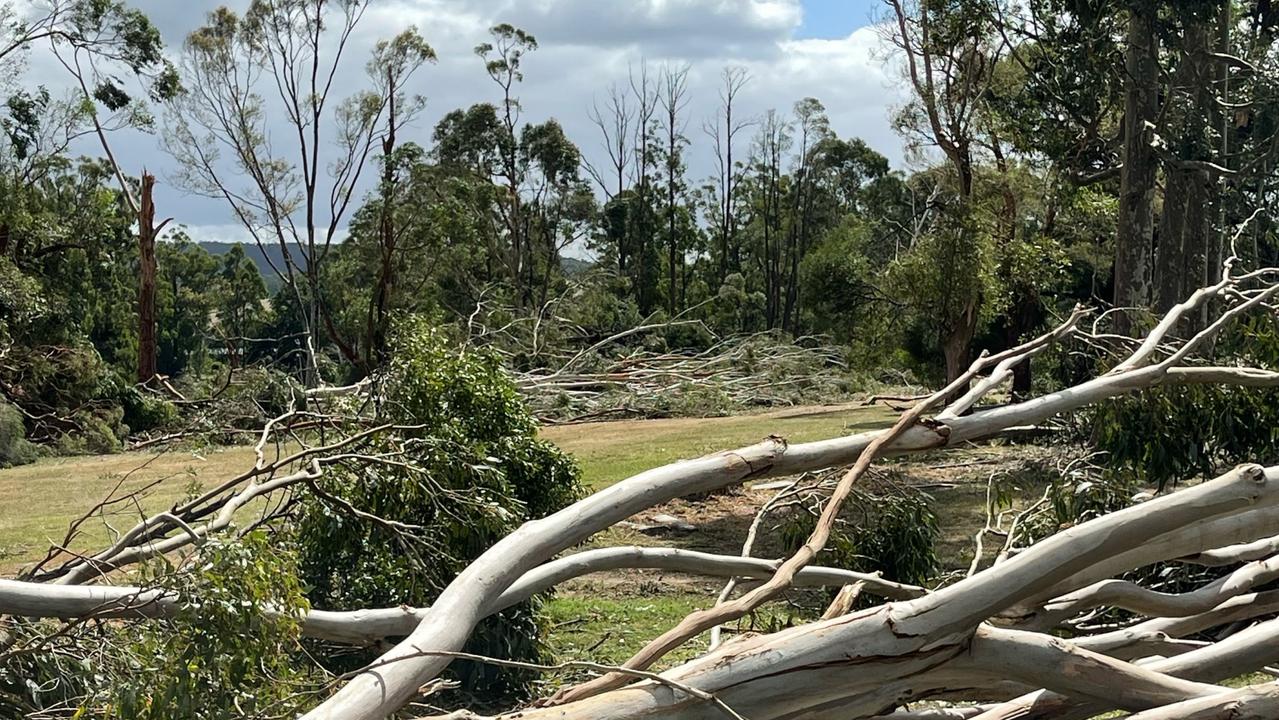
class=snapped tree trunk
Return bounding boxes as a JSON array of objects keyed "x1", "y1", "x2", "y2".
[{"x1": 136, "y1": 173, "x2": 159, "y2": 384}]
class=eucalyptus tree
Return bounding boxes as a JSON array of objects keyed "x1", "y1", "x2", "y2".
[
  {"x1": 743, "y1": 109, "x2": 791, "y2": 329},
  {"x1": 629, "y1": 60, "x2": 661, "y2": 315},
  {"x1": 1114, "y1": 1, "x2": 1161, "y2": 320},
  {"x1": 781, "y1": 97, "x2": 833, "y2": 331},
  {"x1": 885, "y1": 0, "x2": 1007, "y2": 384},
  {"x1": 475, "y1": 23, "x2": 539, "y2": 307},
  {"x1": 585, "y1": 81, "x2": 633, "y2": 201},
  {"x1": 428, "y1": 25, "x2": 593, "y2": 318},
  {"x1": 657, "y1": 63, "x2": 691, "y2": 315},
  {"x1": 166, "y1": 1, "x2": 434, "y2": 383},
  {"x1": 987, "y1": 0, "x2": 1277, "y2": 325},
  {"x1": 365, "y1": 30, "x2": 436, "y2": 368}
]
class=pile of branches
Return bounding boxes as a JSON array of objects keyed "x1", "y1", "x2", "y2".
[
  {"x1": 458, "y1": 291, "x2": 870, "y2": 422},
  {"x1": 515, "y1": 331, "x2": 854, "y2": 423},
  {"x1": 9, "y1": 263, "x2": 1279, "y2": 718}
]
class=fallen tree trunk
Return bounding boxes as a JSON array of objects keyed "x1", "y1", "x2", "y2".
[
  {"x1": 0, "y1": 547, "x2": 922, "y2": 645},
  {"x1": 445, "y1": 465, "x2": 1279, "y2": 719},
  {"x1": 301, "y1": 267, "x2": 1279, "y2": 719},
  {"x1": 1124, "y1": 682, "x2": 1279, "y2": 720},
  {"x1": 11, "y1": 265, "x2": 1279, "y2": 720}
]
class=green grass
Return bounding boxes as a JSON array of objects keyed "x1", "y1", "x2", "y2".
[
  {"x1": 547, "y1": 404, "x2": 895, "y2": 490},
  {"x1": 542, "y1": 592, "x2": 710, "y2": 672},
  {"x1": 0, "y1": 446, "x2": 269, "y2": 572}
]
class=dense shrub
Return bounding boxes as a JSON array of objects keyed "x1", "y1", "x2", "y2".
[
  {"x1": 0, "y1": 401, "x2": 36, "y2": 467},
  {"x1": 780, "y1": 486, "x2": 940, "y2": 589},
  {"x1": 297, "y1": 320, "x2": 582, "y2": 697}
]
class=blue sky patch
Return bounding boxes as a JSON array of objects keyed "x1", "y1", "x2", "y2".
[{"x1": 797, "y1": 0, "x2": 879, "y2": 39}]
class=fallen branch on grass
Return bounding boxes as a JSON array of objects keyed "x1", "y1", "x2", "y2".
[{"x1": 12, "y1": 263, "x2": 1279, "y2": 720}]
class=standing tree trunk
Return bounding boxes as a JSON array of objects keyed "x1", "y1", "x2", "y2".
[
  {"x1": 367, "y1": 65, "x2": 398, "y2": 372},
  {"x1": 1115, "y1": 7, "x2": 1160, "y2": 325},
  {"x1": 1156, "y1": 17, "x2": 1216, "y2": 316},
  {"x1": 942, "y1": 297, "x2": 979, "y2": 387},
  {"x1": 660, "y1": 65, "x2": 687, "y2": 317},
  {"x1": 1156, "y1": 171, "x2": 1190, "y2": 313},
  {"x1": 707, "y1": 67, "x2": 748, "y2": 286},
  {"x1": 947, "y1": 156, "x2": 979, "y2": 389},
  {"x1": 137, "y1": 173, "x2": 160, "y2": 384},
  {"x1": 631, "y1": 63, "x2": 658, "y2": 316}
]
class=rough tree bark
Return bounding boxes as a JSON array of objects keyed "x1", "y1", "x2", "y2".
[
  {"x1": 1115, "y1": 6, "x2": 1161, "y2": 324},
  {"x1": 136, "y1": 172, "x2": 161, "y2": 384},
  {"x1": 1156, "y1": 18, "x2": 1215, "y2": 316}
]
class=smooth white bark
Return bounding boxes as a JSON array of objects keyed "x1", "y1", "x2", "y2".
[{"x1": 0, "y1": 547, "x2": 919, "y2": 645}]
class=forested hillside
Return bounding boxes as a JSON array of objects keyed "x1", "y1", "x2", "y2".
[{"x1": 7, "y1": 1, "x2": 1279, "y2": 719}]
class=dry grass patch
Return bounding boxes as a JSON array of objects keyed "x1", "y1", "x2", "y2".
[{"x1": 0, "y1": 403, "x2": 892, "y2": 573}]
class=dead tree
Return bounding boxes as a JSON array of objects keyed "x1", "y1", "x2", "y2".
[
  {"x1": 8, "y1": 265, "x2": 1279, "y2": 719},
  {"x1": 703, "y1": 66, "x2": 752, "y2": 285}
]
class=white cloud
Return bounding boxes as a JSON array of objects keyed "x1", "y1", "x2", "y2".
[
  {"x1": 495, "y1": 0, "x2": 802, "y2": 58},
  {"x1": 24, "y1": 0, "x2": 911, "y2": 242},
  {"x1": 169, "y1": 223, "x2": 257, "y2": 245}
]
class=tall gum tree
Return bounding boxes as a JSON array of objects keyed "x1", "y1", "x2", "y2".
[
  {"x1": 703, "y1": 66, "x2": 751, "y2": 285},
  {"x1": 885, "y1": 0, "x2": 1005, "y2": 384},
  {"x1": 165, "y1": 0, "x2": 433, "y2": 384},
  {"x1": 1115, "y1": 2, "x2": 1161, "y2": 326}
]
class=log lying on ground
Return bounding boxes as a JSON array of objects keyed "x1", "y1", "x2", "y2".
[
  {"x1": 0, "y1": 547, "x2": 923, "y2": 645},
  {"x1": 13, "y1": 265, "x2": 1279, "y2": 720},
  {"x1": 450, "y1": 464, "x2": 1279, "y2": 720}
]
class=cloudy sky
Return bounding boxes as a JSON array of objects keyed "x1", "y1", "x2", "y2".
[{"x1": 27, "y1": 0, "x2": 911, "y2": 245}]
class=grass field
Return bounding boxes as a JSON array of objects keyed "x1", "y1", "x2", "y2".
[{"x1": 0, "y1": 403, "x2": 894, "y2": 573}]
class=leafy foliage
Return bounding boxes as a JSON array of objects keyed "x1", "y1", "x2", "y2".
[
  {"x1": 780, "y1": 485, "x2": 941, "y2": 589},
  {"x1": 1084, "y1": 315, "x2": 1279, "y2": 490},
  {"x1": 297, "y1": 321, "x2": 581, "y2": 696},
  {"x1": 91, "y1": 533, "x2": 311, "y2": 719},
  {"x1": 0, "y1": 400, "x2": 35, "y2": 467}
]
